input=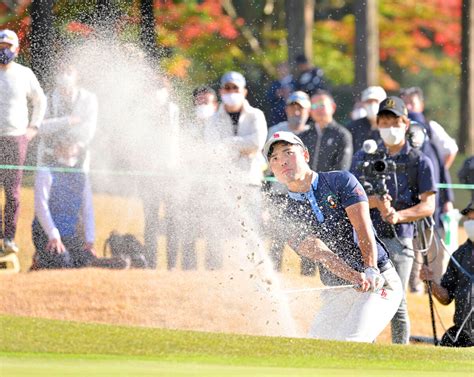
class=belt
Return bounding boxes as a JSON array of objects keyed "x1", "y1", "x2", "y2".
[{"x1": 379, "y1": 259, "x2": 394, "y2": 273}]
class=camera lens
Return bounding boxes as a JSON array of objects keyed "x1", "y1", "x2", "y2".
[{"x1": 373, "y1": 160, "x2": 387, "y2": 173}]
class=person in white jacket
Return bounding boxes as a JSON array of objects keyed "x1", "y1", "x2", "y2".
[
  {"x1": 0, "y1": 29, "x2": 47, "y2": 255},
  {"x1": 203, "y1": 71, "x2": 267, "y2": 267},
  {"x1": 206, "y1": 71, "x2": 267, "y2": 186}
]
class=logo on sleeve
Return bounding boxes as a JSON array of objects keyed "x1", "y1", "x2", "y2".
[{"x1": 327, "y1": 195, "x2": 337, "y2": 209}]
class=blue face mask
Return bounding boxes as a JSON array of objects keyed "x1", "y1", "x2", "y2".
[{"x1": 0, "y1": 48, "x2": 15, "y2": 65}]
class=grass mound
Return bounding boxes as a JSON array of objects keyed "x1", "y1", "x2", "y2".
[{"x1": 1, "y1": 315, "x2": 472, "y2": 376}]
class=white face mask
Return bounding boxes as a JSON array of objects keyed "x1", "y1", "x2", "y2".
[
  {"x1": 221, "y1": 92, "x2": 244, "y2": 107},
  {"x1": 195, "y1": 104, "x2": 215, "y2": 120},
  {"x1": 365, "y1": 103, "x2": 379, "y2": 120},
  {"x1": 379, "y1": 127, "x2": 406, "y2": 146},
  {"x1": 463, "y1": 220, "x2": 474, "y2": 241}
]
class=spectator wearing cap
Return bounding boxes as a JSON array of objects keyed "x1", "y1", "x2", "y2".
[
  {"x1": 203, "y1": 71, "x2": 267, "y2": 268},
  {"x1": 346, "y1": 86, "x2": 387, "y2": 152},
  {"x1": 267, "y1": 91, "x2": 311, "y2": 138},
  {"x1": 400, "y1": 86, "x2": 458, "y2": 169},
  {"x1": 420, "y1": 201, "x2": 474, "y2": 347},
  {"x1": 0, "y1": 29, "x2": 47, "y2": 256},
  {"x1": 350, "y1": 96, "x2": 437, "y2": 344},
  {"x1": 294, "y1": 54, "x2": 327, "y2": 97},
  {"x1": 205, "y1": 71, "x2": 267, "y2": 186},
  {"x1": 301, "y1": 90, "x2": 353, "y2": 173}
]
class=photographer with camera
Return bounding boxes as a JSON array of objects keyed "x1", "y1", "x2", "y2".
[{"x1": 351, "y1": 96, "x2": 437, "y2": 344}]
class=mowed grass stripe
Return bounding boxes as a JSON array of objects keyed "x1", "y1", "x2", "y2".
[
  {"x1": 0, "y1": 315, "x2": 472, "y2": 373},
  {"x1": 1, "y1": 354, "x2": 470, "y2": 377}
]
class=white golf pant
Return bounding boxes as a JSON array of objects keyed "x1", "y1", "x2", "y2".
[{"x1": 308, "y1": 267, "x2": 403, "y2": 342}]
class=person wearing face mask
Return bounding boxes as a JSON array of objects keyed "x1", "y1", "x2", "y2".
[
  {"x1": 205, "y1": 71, "x2": 267, "y2": 186},
  {"x1": 420, "y1": 202, "x2": 474, "y2": 347},
  {"x1": 267, "y1": 91, "x2": 311, "y2": 137},
  {"x1": 192, "y1": 86, "x2": 218, "y2": 133},
  {"x1": 38, "y1": 63, "x2": 98, "y2": 172},
  {"x1": 0, "y1": 29, "x2": 47, "y2": 257},
  {"x1": 346, "y1": 86, "x2": 387, "y2": 153},
  {"x1": 351, "y1": 96, "x2": 437, "y2": 344}
]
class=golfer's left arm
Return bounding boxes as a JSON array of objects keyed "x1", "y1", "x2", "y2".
[{"x1": 345, "y1": 201, "x2": 378, "y2": 269}]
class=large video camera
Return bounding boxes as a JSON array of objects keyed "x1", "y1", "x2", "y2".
[{"x1": 357, "y1": 140, "x2": 406, "y2": 196}]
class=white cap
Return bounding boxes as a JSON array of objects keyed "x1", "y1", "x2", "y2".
[
  {"x1": 263, "y1": 131, "x2": 306, "y2": 161},
  {"x1": 0, "y1": 29, "x2": 19, "y2": 49},
  {"x1": 361, "y1": 86, "x2": 386, "y2": 103},
  {"x1": 221, "y1": 71, "x2": 246, "y2": 88},
  {"x1": 286, "y1": 91, "x2": 311, "y2": 109}
]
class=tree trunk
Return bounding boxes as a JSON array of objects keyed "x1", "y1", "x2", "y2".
[
  {"x1": 140, "y1": 0, "x2": 158, "y2": 61},
  {"x1": 353, "y1": 0, "x2": 379, "y2": 97},
  {"x1": 30, "y1": 0, "x2": 55, "y2": 90},
  {"x1": 286, "y1": 0, "x2": 314, "y2": 74},
  {"x1": 460, "y1": 0, "x2": 474, "y2": 154}
]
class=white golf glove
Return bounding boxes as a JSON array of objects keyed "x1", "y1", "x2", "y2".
[{"x1": 364, "y1": 267, "x2": 385, "y2": 292}]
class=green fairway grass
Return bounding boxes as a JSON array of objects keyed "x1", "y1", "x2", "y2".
[{"x1": 0, "y1": 315, "x2": 472, "y2": 376}]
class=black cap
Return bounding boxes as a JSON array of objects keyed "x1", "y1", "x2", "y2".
[
  {"x1": 461, "y1": 202, "x2": 474, "y2": 216},
  {"x1": 378, "y1": 96, "x2": 408, "y2": 117}
]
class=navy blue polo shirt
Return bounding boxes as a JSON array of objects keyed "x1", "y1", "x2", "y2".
[
  {"x1": 284, "y1": 170, "x2": 390, "y2": 286},
  {"x1": 351, "y1": 142, "x2": 436, "y2": 239},
  {"x1": 440, "y1": 240, "x2": 474, "y2": 328}
]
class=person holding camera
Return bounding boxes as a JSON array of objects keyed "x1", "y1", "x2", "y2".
[
  {"x1": 351, "y1": 96, "x2": 437, "y2": 344},
  {"x1": 420, "y1": 202, "x2": 474, "y2": 347},
  {"x1": 264, "y1": 131, "x2": 402, "y2": 342}
]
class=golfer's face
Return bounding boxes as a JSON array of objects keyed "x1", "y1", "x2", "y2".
[{"x1": 269, "y1": 143, "x2": 309, "y2": 185}]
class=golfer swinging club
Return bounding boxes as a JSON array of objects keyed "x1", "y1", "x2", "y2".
[{"x1": 264, "y1": 132, "x2": 403, "y2": 342}]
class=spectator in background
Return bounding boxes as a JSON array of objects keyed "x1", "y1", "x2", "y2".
[
  {"x1": 301, "y1": 90, "x2": 353, "y2": 172},
  {"x1": 400, "y1": 86, "x2": 458, "y2": 169},
  {"x1": 193, "y1": 86, "x2": 218, "y2": 127},
  {"x1": 346, "y1": 86, "x2": 386, "y2": 152},
  {"x1": 420, "y1": 202, "x2": 474, "y2": 347},
  {"x1": 141, "y1": 74, "x2": 181, "y2": 269},
  {"x1": 206, "y1": 71, "x2": 267, "y2": 187},
  {"x1": 266, "y1": 62, "x2": 294, "y2": 126},
  {"x1": 294, "y1": 55, "x2": 326, "y2": 97},
  {"x1": 459, "y1": 156, "x2": 474, "y2": 201},
  {"x1": 204, "y1": 71, "x2": 267, "y2": 268},
  {"x1": 0, "y1": 29, "x2": 47, "y2": 255},
  {"x1": 31, "y1": 136, "x2": 96, "y2": 269},
  {"x1": 38, "y1": 63, "x2": 98, "y2": 172},
  {"x1": 267, "y1": 91, "x2": 311, "y2": 137}
]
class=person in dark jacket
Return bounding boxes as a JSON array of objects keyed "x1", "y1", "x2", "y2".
[{"x1": 301, "y1": 90, "x2": 353, "y2": 172}]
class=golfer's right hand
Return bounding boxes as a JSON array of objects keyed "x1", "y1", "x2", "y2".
[
  {"x1": 46, "y1": 238, "x2": 66, "y2": 254},
  {"x1": 420, "y1": 265, "x2": 434, "y2": 281},
  {"x1": 355, "y1": 273, "x2": 371, "y2": 292},
  {"x1": 364, "y1": 267, "x2": 385, "y2": 292}
]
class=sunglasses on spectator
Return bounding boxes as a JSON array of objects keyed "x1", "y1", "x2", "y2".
[{"x1": 222, "y1": 84, "x2": 240, "y2": 91}]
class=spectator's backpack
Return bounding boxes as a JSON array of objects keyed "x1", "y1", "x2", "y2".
[{"x1": 103, "y1": 231, "x2": 148, "y2": 269}]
